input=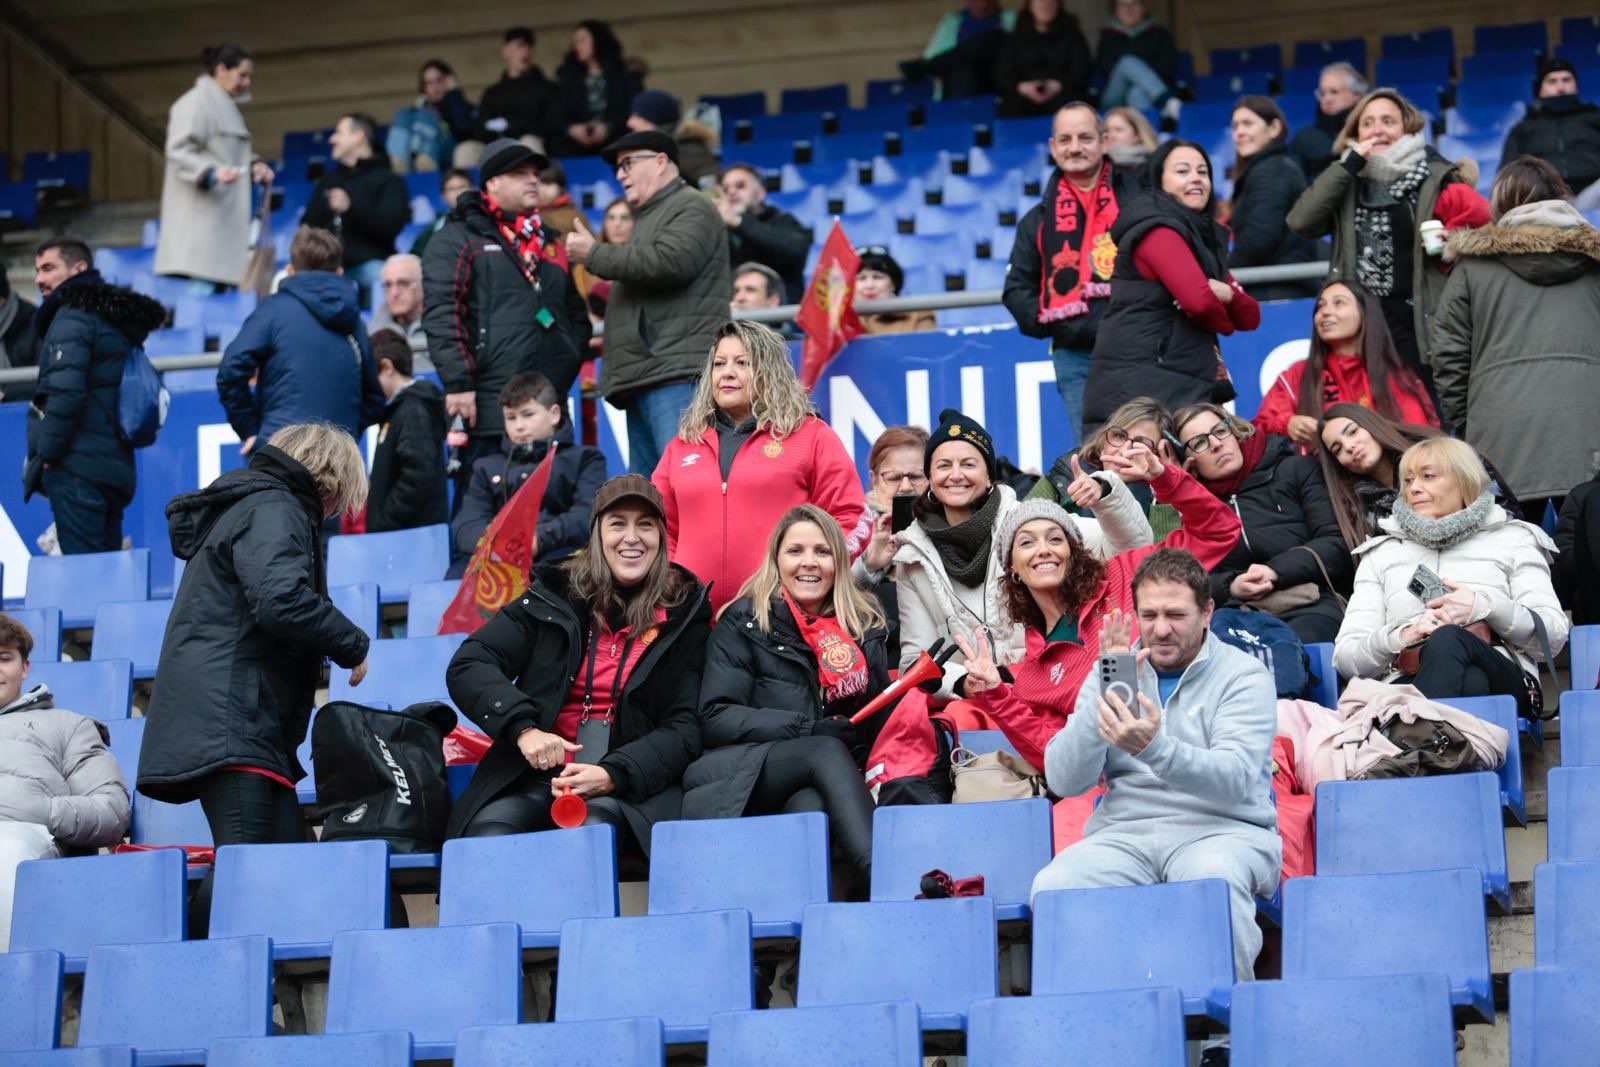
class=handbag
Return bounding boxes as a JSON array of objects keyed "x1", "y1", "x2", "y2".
[
  {"x1": 313, "y1": 700, "x2": 456, "y2": 853},
  {"x1": 1243, "y1": 546, "x2": 1347, "y2": 618},
  {"x1": 1396, "y1": 620, "x2": 1493, "y2": 676},
  {"x1": 1355, "y1": 716, "x2": 1481, "y2": 779},
  {"x1": 950, "y1": 745, "x2": 1046, "y2": 803}
]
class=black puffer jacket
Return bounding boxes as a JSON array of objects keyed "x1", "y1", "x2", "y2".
[
  {"x1": 421, "y1": 190, "x2": 589, "y2": 437},
  {"x1": 26, "y1": 271, "x2": 166, "y2": 500},
  {"x1": 477, "y1": 68, "x2": 558, "y2": 142},
  {"x1": 137, "y1": 446, "x2": 370, "y2": 800},
  {"x1": 1228, "y1": 143, "x2": 1318, "y2": 300},
  {"x1": 682, "y1": 595, "x2": 891, "y2": 821},
  {"x1": 366, "y1": 378, "x2": 449, "y2": 533},
  {"x1": 1500, "y1": 96, "x2": 1600, "y2": 193},
  {"x1": 1290, "y1": 107, "x2": 1350, "y2": 182},
  {"x1": 444, "y1": 564, "x2": 711, "y2": 848},
  {"x1": 450, "y1": 420, "x2": 608, "y2": 561},
  {"x1": 1207, "y1": 435, "x2": 1352, "y2": 644},
  {"x1": 727, "y1": 202, "x2": 812, "y2": 308},
  {"x1": 995, "y1": 18, "x2": 1094, "y2": 116},
  {"x1": 301, "y1": 155, "x2": 410, "y2": 269}
]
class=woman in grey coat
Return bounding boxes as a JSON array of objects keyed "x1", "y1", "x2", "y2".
[
  {"x1": 1432, "y1": 156, "x2": 1600, "y2": 515},
  {"x1": 155, "y1": 44, "x2": 274, "y2": 286}
]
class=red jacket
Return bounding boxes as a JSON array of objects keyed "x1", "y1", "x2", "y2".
[
  {"x1": 971, "y1": 464, "x2": 1242, "y2": 770},
  {"x1": 653, "y1": 415, "x2": 869, "y2": 614},
  {"x1": 1252, "y1": 353, "x2": 1438, "y2": 438}
]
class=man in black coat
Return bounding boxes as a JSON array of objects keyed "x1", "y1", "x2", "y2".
[
  {"x1": 717, "y1": 164, "x2": 812, "y2": 311},
  {"x1": 366, "y1": 329, "x2": 448, "y2": 533},
  {"x1": 1290, "y1": 61, "x2": 1366, "y2": 180},
  {"x1": 421, "y1": 138, "x2": 590, "y2": 501},
  {"x1": 0, "y1": 267, "x2": 39, "y2": 405},
  {"x1": 474, "y1": 27, "x2": 560, "y2": 151},
  {"x1": 24, "y1": 237, "x2": 166, "y2": 554},
  {"x1": 1501, "y1": 59, "x2": 1600, "y2": 195},
  {"x1": 301, "y1": 112, "x2": 410, "y2": 305}
]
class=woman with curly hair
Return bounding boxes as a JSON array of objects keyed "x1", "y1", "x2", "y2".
[
  {"x1": 652, "y1": 320, "x2": 867, "y2": 613},
  {"x1": 948, "y1": 439, "x2": 1240, "y2": 771}
]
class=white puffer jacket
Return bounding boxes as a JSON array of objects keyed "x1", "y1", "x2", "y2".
[
  {"x1": 893, "y1": 474, "x2": 1153, "y2": 701},
  {"x1": 0, "y1": 685, "x2": 130, "y2": 847},
  {"x1": 1333, "y1": 504, "x2": 1568, "y2": 680}
]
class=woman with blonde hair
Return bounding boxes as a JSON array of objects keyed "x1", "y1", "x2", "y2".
[
  {"x1": 140, "y1": 423, "x2": 371, "y2": 913},
  {"x1": 1334, "y1": 437, "x2": 1566, "y2": 714},
  {"x1": 653, "y1": 320, "x2": 867, "y2": 613},
  {"x1": 683, "y1": 505, "x2": 889, "y2": 891},
  {"x1": 1104, "y1": 105, "x2": 1158, "y2": 176}
]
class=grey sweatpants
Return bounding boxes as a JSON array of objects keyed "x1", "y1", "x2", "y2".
[{"x1": 1031, "y1": 825, "x2": 1281, "y2": 981}]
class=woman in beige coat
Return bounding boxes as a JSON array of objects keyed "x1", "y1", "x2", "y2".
[{"x1": 155, "y1": 44, "x2": 273, "y2": 286}]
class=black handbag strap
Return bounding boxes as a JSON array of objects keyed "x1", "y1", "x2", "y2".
[{"x1": 1525, "y1": 609, "x2": 1561, "y2": 721}]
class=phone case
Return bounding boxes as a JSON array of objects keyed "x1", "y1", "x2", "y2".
[{"x1": 1098, "y1": 653, "x2": 1140, "y2": 714}]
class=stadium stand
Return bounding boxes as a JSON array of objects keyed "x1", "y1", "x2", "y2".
[
  {"x1": 438, "y1": 824, "x2": 619, "y2": 948},
  {"x1": 648, "y1": 813, "x2": 828, "y2": 939}
]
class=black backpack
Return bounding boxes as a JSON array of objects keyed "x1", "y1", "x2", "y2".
[{"x1": 313, "y1": 701, "x2": 456, "y2": 854}]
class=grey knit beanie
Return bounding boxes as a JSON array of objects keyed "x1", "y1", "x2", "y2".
[{"x1": 995, "y1": 499, "x2": 1082, "y2": 574}]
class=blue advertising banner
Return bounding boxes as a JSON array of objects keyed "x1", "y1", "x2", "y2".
[{"x1": 0, "y1": 298, "x2": 1314, "y2": 600}]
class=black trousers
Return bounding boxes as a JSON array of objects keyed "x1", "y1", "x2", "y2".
[
  {"x1": 745, "y1": 737, "x2": 875, "y2": 889},
  {"x1": 190, "y1": 771, "x2": 307, "y2": 938},
  {"x1": 42, "y1": 467, "x2": 127, "y2": 554},
  {"x1": 1401, "y1": 624, "x2": 1530, "y2": 715},
  {"x1": 463, "y1": 774, "x2": 633, "y2": 849}
]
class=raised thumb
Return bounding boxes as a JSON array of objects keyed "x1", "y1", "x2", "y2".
[{"x1": 1070, "y1": 454, "x2": 1084, "y2": 478}]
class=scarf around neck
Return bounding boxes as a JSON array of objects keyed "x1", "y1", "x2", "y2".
[
  {"x1": 1038, "y1": 163, "x2": 1120, "y2": 324},
  {"x1": 1198, "y1": 428, "x2": 1269, "y2": 500},
  {"x1": 1354, "y1": 134, "x2": 1429, "y2": 298},
  {"x1": 919, "y1": 487, "x2": 1002, "y2": 587},
  {"x1": 781, "y1": 592, "x2": 871, "y2": 707},
  {"x1": 486, "y1": 197, "x2": 568, "y2": 282},
  {"x1": 1391, "y1": 490, "x2": 1496, "y2": 550}
]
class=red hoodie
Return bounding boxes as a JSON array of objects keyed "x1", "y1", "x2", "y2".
[
  {"x1": 969, "y1": 464, "x2": 1242, "y2": 770},
  {"x1": 653, "y1": 415, "x2": 869, "y2": 614},
  {"x1": 1252, "y1": 353, "x2": 1437, "y2": 438}
]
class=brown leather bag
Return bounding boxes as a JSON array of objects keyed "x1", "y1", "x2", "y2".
[
  {"x1": 1355, "y1": 717, "x2": 1481, "y2": 779},
  {"x1": 1396, "y1": 621, "x2": 1493, "y2": 676}
]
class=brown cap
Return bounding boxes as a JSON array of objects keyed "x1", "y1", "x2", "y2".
[{"x1": 589, "y1": 474, "x2": 665, "y2": 527}]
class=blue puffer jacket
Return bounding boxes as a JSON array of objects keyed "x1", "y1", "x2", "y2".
[{"x1": 217, "y1": 271, "x2": 385, "y2": 444}]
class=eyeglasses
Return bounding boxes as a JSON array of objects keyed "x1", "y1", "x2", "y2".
[
  {"x1": 615, "y1": 152, "x2": 662, "y2": 175},
  {"x1": 381, "y1": 278, "x2": 419, "y2": 290},
  {"x1": 1103, "y1": 427, "x2": 1158, "y2": 452},
  {"x1": 875, "y1": 469, "x2": 928, "y2": 488},
  {"x1": 1182, "y1": 423, "x2": 1238, "y2": 455}
]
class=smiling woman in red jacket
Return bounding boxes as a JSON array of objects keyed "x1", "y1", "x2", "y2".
[
  {"x1": 1253, "y1": 279, "x2": 1437, "y2": 448},
  {"x1": 652, "y1": 320, "x2": 869, "y2": 613}
]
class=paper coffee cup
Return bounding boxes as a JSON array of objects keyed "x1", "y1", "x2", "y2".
[{"x1": 1420, "y1": 220, "x2": 1446, "y2": 256}]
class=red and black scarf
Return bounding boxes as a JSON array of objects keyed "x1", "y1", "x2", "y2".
[
  {"x1": 485, "y1": 196, "x2": 569, "y2": 282},
  {"x1": 1037, "y1": 162, "x2": 1120, "y2": 323},
  {"x1": 782, "y1": 592, "x2": 871, "y2": 707},
  {"x1": 1198, "y1": 426, "x2": 1269, "y2": 500}
]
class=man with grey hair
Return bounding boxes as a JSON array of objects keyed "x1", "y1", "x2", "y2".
[
  {"x1": 1291, "y1": 61, "x2": 1368, "y2": 179},
  {"x1": 370, "y1": 253, "x2": 432, "y2": 372}
]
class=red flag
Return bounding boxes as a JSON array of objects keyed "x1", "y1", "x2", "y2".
[
  {"x1": 437, "y1": 444, "x2": 557, "y2": 634},
  {"x1": 795, "y1": 220, "x2": 864, "y2": 389}
]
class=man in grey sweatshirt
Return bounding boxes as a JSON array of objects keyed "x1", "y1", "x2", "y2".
[{"x1": 1032, "y1": 548, "x2": 1281, "y2": 981}]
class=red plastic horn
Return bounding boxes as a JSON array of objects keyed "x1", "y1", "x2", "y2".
[
  {"x1": 550, "y1": 791, "x2": 588, "y2": 829},
  {"x1": 849, "y1": 648, "x2": 947, "y2": 724}
]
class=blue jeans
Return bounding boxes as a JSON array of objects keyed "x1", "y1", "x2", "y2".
[
  {"x1": 385, "y1": 109, "x2": 454, "y2": 172},
  {"x1": 1051, "y1": 344, "x2": 1092, "y2": 447},
  {"x1": 347, "y1": 259, "x2": 384, "y2": 310},
  {"x1": 42, "y1": 466, "x2": 126, "y2": 554},
  {"x1": 625, "y1": 381, "x2": 697, "y2": 476},
  {"x1": 1100, "y1": 55, "x2": 1170, "y2": 110}
]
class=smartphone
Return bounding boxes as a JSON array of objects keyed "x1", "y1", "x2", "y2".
[
  {"x1": 1099, "y1": 653, "x2": 1141, "y2": 715},
  {"x1": 1408, "y1": 563, "x2": 1448, "y2": 604},
  {"x1": 891, "y1": 495, "x2": 916, "y2": 534}
]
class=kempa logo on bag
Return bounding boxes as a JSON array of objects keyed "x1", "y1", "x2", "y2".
[
  {"x1": 342, "y1": 803, "x2": 369, "y2": 824},
  {"x1": 374, "y1": 735, "x2": 413, "y2": 806}
]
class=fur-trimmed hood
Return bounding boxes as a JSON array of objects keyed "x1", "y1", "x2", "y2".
[
  {"x1": 1445, "y1": 198, "x2": 1600, "y2": 285},
  {"x1": 37, "y1": 270, "x2": 167, "y2": 344}
]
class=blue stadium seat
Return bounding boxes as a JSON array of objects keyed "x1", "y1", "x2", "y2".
[
  {"x1": 11, "y1": 607, "x2": 63, "y2": 663},
  {"x1": 329, "y1": 583, "x2": 380, "y2": 642},
  {"x1": 810, "y1": 133, "x2": 888, "y2": 165},
  {"x1": 0, "y1": 949, "x2": 63, "y2": 1053},
  {"x1": 1032, "y1": 879, "x2": 1235, "y2": 1024},
  {"x1": 968, "y1": 988, "x2": 1186, "y2": 1067},
  {"x1": 78, "y1": 936, "x2": 272, "y2": 1065},
  {"x1": 889, "y1": 232, "x2": 971, "y2": 274},
  {"x1": 558, "y1": 909, "x2": 753, "y2": 1043},
  {"x1": 841, "y1": 179, "x2": 922, "y2": 216},
  {"x1": 939, "y1": 305, "x2": 1011, "y2": 329},
  {"x1": 938, "y1": 169, "x2": 1021, "y2": 208},
  {"x1": 94, "y1": 247, "x2": 158, "y2": 285},
  {"x1": 1564, "y1": 16, "x2": 1600, "y2": 48},
  {"x1": 10, "y1": 849, "x2": 185, "y2": 973},
  {"x1": 90, "y1": 599, "x2": 172, "y2": 680},
  {"x1": 867, "y1": 79, "x2": 933, "y2": 108},
  {"x1": 1509, "y1": 966, "x2": 1600, "y2": 1066},
  {"x1": 404, "y1": 579, "x2": 458, "y2": 638},
  {"x1": 1232, "y1": 973, "x2": 1455, "y2": 1066},
  {"x1": 765, "y1": 186, "x2": 828, "y2": 220},
  {"x1": 459, "y1": 1018, "x2": 662, "y2": 1066},
  {"x1": 209, "y1": 840, "x2": 390, "y2": 960},
  {"x1": 281, "y1": 128, "x2": 334, "y2": 160},
  {"x1": 838, "y1": 209, "x2": 899, "y2": 248},
  {"x1": 1454, "y1": 77, "x2": 1532, "y2": 113},
  {"x1": 870, "y1": 798, "x2": 1050, "y2": 920},
  {"x1": 797, "y1": 898, "x2": 997, "y2": 1031},
  {"x1": 327, "y1": 525, "x2": 449, "y2": 604},
  {"x1": 1304, "y1": 641, "x2": 1338, "y2": 707},
  {"x1": 1380, "y1": 28, "x2": 1454, "y2": 62},
  {"x1": 835, "y1": 105, "x2": 913, "y2": 135},
  {"x1": 873, "y1": 149, "x2": 954, "y2": 186},
  {"x1": 898, "y1": 262, "x2": 955, "y2": 297},
  {"x1": 709, "y1": 1002, "x2": 921, "y2": 1067},
  {"x1": 915, "y1": 201, "x2": 999, "y2": 243},
  {"x1": 731, "y1": 142, "x2": 798, "y2": 176},
  {"x1": 25, "y1": 549, "x2": 151, "y2": 629},
  {"x1": 1315, "y1": 774, "x2": 1508, "y2": 910},
  {"x1": 23, "y1": 151, "x2": 91, "y2": 197},
  {"x1": 1534, "y1": 861, "x2": 1600, "y2": 966},
  {"x1": 702, "y1": 92, "x2": 766, "y2": 120},
  {"x1": 0, "y1": 1052, "x2": 132, "y2": 1067},
  {"x1": 143, "y1": 327, "x2": 207, "y2": 358},
  {"x1": 963, "y1": 144, "x2": 1046, "y2": 179},
  {"x1": 1283, "y1": 867, "x2": 1492, "y2": 1022},
  {"x1": 1561, "y1": 691, "x2": 1600, "y2": 764},
  {"x1": 1442, "y1": 695, "x2": 1524, "y2": 823},
  {"x1": 327, "y1": 634, "x2": 465, "y2": 709},
  {"x1": 650, "y1": 813, "x2": 828, "y2": 938},
  {"x1": 208, "y1": 1032, "x2": 412, "y2": 1067},
  {"x1": 1445, "y1": 101, "x2": 1528, "y2": 136},
  {"x1": 327, "y1": 923, "x2": 521, "y2": 1059},
  {"x1": 743, "y1": 112, "x2": 824, "y2": 143},
  {"x1": 104, "y1": 717, "x2": 215, "y2": 849},
  {"x1": 1375, "y1": 55, "x2": 1451, "y2": 88},
  {"x1": 1461, "y1": 51, "x2": 1542, "y2": 82},
  {"x1": 1278, "y1": 66, "x2": 1323, "y2": 99},
  {"x1": 1474, "y1": 21, "x2": 1548, "y2": 56},
  {"x1": 1547, "y1": 767, "x2": 1600, "y2": 862},
  {"x1": 1210, "y1": 46, "x2": 1282, "y2": 78},
  {"x1": 781, "y1": 84, "x2": 849, "y2": 114},
  {"x1": 1571, "y1": 625, "x2": 1599, "y2": 690},
  {"x1": 956, "y1": 729, "x2": 1022, "y2": 759},
  {"x1": 777, "y1": 159, "x2": 853, "y2": 192},
  {"x1": 439, "y1": 825, "x2": 617, "y2": 948},
  {"x1": 0, "y1": 180, "x2": 37, "y2": 227},
  {"x1": 925, "y1": 96, "x2": 998, "y2": 126},
  {"x1": 1190, "y1": 72, "x2": 1273, "y2": 101},
  {"x1": 1294, "y1": 37, "x2": 1367, "y2": 73},
  {"x1": 987, "y1": 116, "x2": 1053, "y2": 149}
]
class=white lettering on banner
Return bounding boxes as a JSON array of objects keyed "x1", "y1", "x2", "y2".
[
  {"x1": 905, "y1": 369, "x2": 931, "y2": 429},
  {"x1": 1013, "y1": 360, "x2": 1057, "y2": 474},
  {"x1": 197, "y1": 423, "x2": 242, "y2": 489},
  {"x1": 363, "y1": 426, "x2": 379, "y2": 472},
  {"x1": 0, "y1": 505, "x2": 31, "y2": 600},
  {"x1": 601, "y1": 399, "x2": 630, "y2": 471},
  {"x1": 1259, "y1": 339, "x2": 1312, "y2": 399},
  {"x1": 827, "y1": 375, "x2": 888, "y2": 464},
  {"x1": 959, "y1": 365, "x2": 986, "y2": 427}
]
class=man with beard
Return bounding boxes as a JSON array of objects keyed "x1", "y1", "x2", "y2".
[
  {"x1": 1003, "y1": 102, "x2": 1140, "y2": 444},
  {"x1": 1031, "y1": 547, "x2": 1281, "y2": 986}
]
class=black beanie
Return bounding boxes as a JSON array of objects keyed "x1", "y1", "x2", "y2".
[
  {"x1": 1536, "y1": 57, "x2": 1578, "y2": 99},
  {"x1": 925, "y1": 407, "x2": 997, "y2": 479}
]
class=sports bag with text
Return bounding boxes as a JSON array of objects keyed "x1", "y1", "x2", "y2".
[{"x1": 313, "y1": 700, "x2": 456, "y2": 853}]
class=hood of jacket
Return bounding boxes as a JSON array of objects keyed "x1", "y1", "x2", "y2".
[
  {"x1": 36, "y1": 270, "x2": 167, "y2": 344},
  {"x1": 165, "y1": 445, "x2": 324, "y2": 560},
  {"x1": 0, "y1": 683, "x2": 55, "y2": 716},
  {"x1": 1444, "y1": 198, "x2": 1600, "y2": 285},
  {"x1": 279, "y1": 270, "x2": 362, "y2": 333}
]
